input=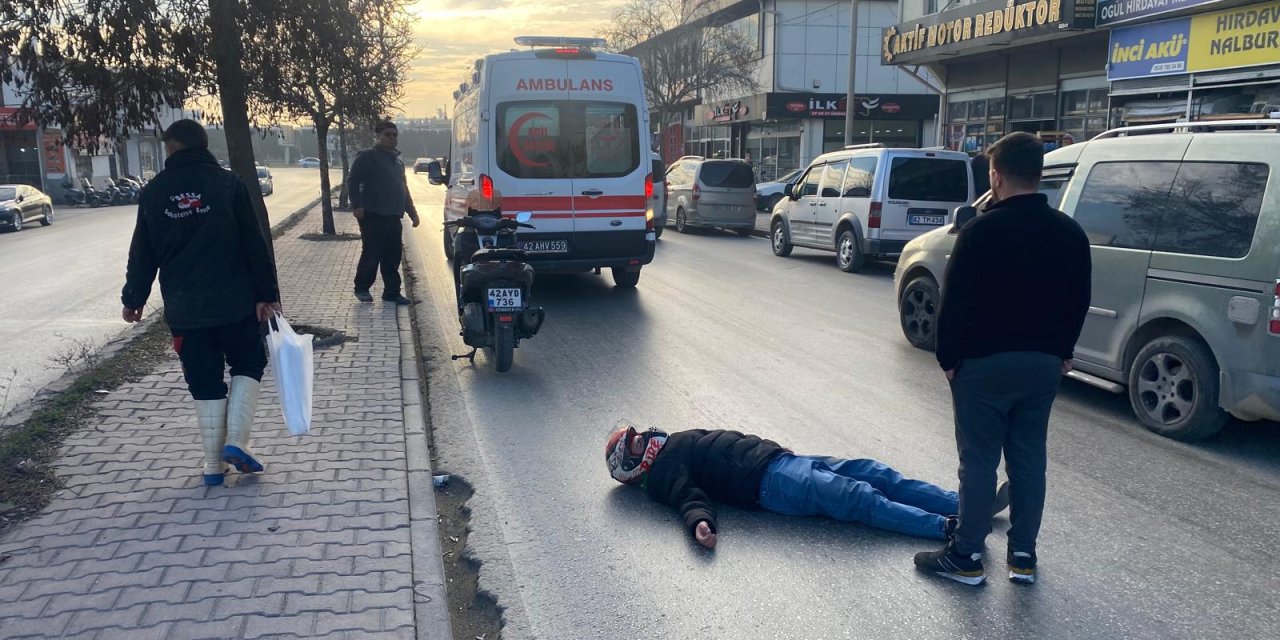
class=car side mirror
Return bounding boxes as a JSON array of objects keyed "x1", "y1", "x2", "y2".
[
  {"x1": 953, "y1": 205, "x2": 978, "y2": 231},
  {"x1": 16, "y1": 195, "x2": 24, "y2": 202},
  {"x1": 783, "y1": 183, "x2": 795, "y2": 199},
  {"x1": 515, "y1": 210, "x2": 533, "y2": 223},
  {"x1": 427, "y1": 161, "x2": 446, "y2": 185}
]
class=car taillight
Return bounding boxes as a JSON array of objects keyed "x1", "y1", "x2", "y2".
[
  {"x1": 1270, "y1": 280, "x2": 1280, "y2": 335},
  {"x1": 645, "y1": 173, "x2": 653, "y2": 199},
  {"x1": 481, "y1": 174, "x2": 494, "y2": 200},
  {"x1": 869, "y1": 201, "x2": 882, "y2": 229},
  {"x1": 692, "y1": 184, "x2": 701, "y2": 201}
]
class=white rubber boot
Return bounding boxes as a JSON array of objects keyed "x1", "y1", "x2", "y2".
[
  {"x1": 222, "y1": 376, "x2": 265, "y2": 474},
  {"x1": 197, "y1": 399, "x2": 228, "y2": 486}
]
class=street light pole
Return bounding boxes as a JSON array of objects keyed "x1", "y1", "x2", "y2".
[{"x1": 844, "y1": 0, "x2": 859, "y2": 146}]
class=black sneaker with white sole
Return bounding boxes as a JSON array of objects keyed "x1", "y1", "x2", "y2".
[
  {"x1": 1008, "y1": 550, "x2": 1037, "y2": 584},
  {"x1": 914, "y1": 540, "x2": 985, "y2": 586}
]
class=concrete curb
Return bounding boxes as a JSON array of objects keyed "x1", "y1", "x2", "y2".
[{"x1": 398, "y1": 299, "x2": 454, "y2": 640}]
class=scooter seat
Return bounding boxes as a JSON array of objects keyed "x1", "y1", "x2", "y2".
[{"x1": 470, "y1": 248, "x2": 527, "y2": 262}]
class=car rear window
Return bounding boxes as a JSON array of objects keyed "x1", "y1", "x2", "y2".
[
  {"x1": 256, "y1": 167, "x2": 269, "y2": 178},
  {"x1": 887, "y1": 157, "x2": 969, "y2": 202},
  {"x1": 698, "y1": 161, "x2": 754, "y2": 188},
  {"x1": 495, "y1": 100, "x2": 640, "y2": 179}
]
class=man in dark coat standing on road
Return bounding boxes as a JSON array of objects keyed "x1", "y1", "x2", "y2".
[
  {"x1": 121, "y1": 119, "x2": 281, "y2": 487},
  {"x1": 914, "y1": 132, "x2": 1091, "y2": 586},
  {"x1": 349, "y1": 120, "x2": 420, "y2": 305}
]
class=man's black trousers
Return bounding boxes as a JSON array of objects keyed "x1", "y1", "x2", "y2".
[
  {"x1": 171, "y1": 315, "x2": 267, "y2": 401},
  {"x1": 949, "y1": 351, "x2": 1062, "y2": 556},
  {"x1": 354, "y1": 214, "x2": 403, "y2": 298}
]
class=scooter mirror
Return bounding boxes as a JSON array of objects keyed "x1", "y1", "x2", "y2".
[{"x1": 515, "y1": 210, "x2": 533, "y2": 223}]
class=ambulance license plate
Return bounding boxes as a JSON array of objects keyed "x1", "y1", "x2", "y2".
[{"x1": 520, "y1": 239, "x2": 569, "y2": 253}]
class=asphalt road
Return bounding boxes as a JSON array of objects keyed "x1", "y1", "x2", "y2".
[
  {"x1": 0, "y1": 167, "x2": 330, "y2": 420},
  {"x1": 404, "y1": 173, "x2": 1280, "y2": 640}
]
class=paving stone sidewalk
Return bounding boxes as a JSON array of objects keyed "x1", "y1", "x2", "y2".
[{"x1": 0, "y1": 208, "x2": 450, "y2": 639}]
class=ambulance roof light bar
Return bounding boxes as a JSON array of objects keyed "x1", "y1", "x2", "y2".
[{"x1": 514, "y1": 36, "x2": 608, "y2": 50}]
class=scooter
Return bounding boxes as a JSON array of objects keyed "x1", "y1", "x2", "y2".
[
  {"x1": 445, "y1": 209, "x2": 545, "y2": 373},
  {"x1": 81, "y1": 179, "x2": 109, "y2": 207},
  {"x1": 62, "y1": 179, "x2": 87, "y2": 206}
]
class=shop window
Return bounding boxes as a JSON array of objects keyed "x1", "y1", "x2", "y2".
[
  {"x1": 1059, "y1": 89, "x2": 1110, "y2": 141},
  {"x1": 968, "y1": 99, "x2": 987, "y2": 120},
  {"x1": 1009, "y1": 95, "x2": 1034, "y2": 120},
  {"x1": 987, "y1": 98, "x2": 1005, "y2": 119},
  {"x1": 948, "y1": 101, "x2": 967, "y2": 122},
  {"x1": 1033, "y1": 94, "x2": 1056, "y2": 119}
]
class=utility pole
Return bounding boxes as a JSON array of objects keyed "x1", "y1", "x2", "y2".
[{"x1": 844, "y1": 0, "x2": 860, "y2": 146}]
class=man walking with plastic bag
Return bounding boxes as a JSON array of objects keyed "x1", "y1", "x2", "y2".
[{"x1": 121, "y1": 119, "x2": 281, "y2": 486}]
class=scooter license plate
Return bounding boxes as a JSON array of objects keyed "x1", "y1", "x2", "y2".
[{"x1": 487, "y1": 288, "x2": 522, "y2": 311}]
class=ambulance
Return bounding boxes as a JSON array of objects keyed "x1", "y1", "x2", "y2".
[{"x1": 429, "y1": 36, "x2": 657, "y2": 288}]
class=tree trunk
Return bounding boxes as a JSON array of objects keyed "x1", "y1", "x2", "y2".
[
  {"x1": 338, "y1": 112, "x2": 351, "y2": 209},
  {"x1": 315, "y1": 119, "x2": 335, "y2": 234},
  {"x1": 209, "y1": 0, "x2": 273, "y2": 255}
]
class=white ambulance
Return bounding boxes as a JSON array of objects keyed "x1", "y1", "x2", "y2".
[{"x1": 429, "y1": 36, "x2": 656, "y2": 288}]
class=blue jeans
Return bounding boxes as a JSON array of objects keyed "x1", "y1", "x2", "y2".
[{"x1": 757, "y1": 454, "x2": 958, "y2": 540}]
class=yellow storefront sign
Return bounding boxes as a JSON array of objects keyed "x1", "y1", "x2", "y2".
[{"x1": 1187, "y1": 0, "x2": 1280, "y2": 72}]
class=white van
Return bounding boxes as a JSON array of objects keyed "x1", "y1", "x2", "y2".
[
  {"x1": 429, "y1": 36, "x2": 656, "y2": 288},
  {"x1": 769, "y1": 145, "x2": 973, "y2": 272}
]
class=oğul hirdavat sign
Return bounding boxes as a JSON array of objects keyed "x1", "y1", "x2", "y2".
[{"x1": 881, "y1": 0, "x2": 1098, "y2": 65}]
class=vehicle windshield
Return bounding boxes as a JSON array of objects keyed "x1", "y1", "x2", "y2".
[
  {"x1": 699, "y1": 161, "x2": 755, "y2": 188},
  {"x1": 256, "y1": 167, "x2": 269, "y2": 178},
  {"x1": 495, "y1": 101, "x2": 640, "y2": 179},
  {"x1": 0, "y1": 187, "x2": 15, "y2": 201}
]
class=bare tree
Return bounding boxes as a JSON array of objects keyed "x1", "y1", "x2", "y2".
[{"x1": 601, "y1": 0, "x2": 758, "y2": 159}]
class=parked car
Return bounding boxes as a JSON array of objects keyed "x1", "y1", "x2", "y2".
[
  {"x1": 770, "y1": 145, "x2": 973, "y2": 272},
  {"x1": 257, "y1": 166, "x2": 274, "y2": 196},
  {"x1": 756, "y1": 168, "x2": 803, "y2": 212},
  {"x1": 298, "y1": 157, "x2": 321, "y2": 168},
  {"x1": 413, "y1": 157, "x2": 432, "y2": 173},
  {"x1": 664, "y1": 156, "x2": 756, "y2": 235},
  {"x1": 894, "y1": 119, "x2": 1280, "y2": 441},
  {"x1": 651, "y1": 158, "x2": 667, "y2": 239},
  {"x1": 0, "y1": 184, "x2": 54, "y2": 232}
]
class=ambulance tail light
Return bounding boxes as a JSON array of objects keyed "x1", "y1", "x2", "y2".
[
  {"x1": 481, "y1": 174, "x2": 494, "y2": 200},
  {"x1": 645, "y1": 173, "x2": 654, "y2": 199},
  {"x1": 868, "y1": 201, "x2": 882, "y2": 229}
]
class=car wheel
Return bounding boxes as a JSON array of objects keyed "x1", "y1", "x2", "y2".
[
  {"x1": 836, "y1": 229, "x2": 866, "y2": 272},
  {"x1": 654, "y1": 225, "x2": 664, "y2": 240},
  {"x1": 771, "y1": 220, "x2": 793, "y2": 257},
  {"x1": 1128, "y1": 335, "x2": 1229, "y2": 441},
  {"x1": 675, "y1": 208, "x2": 689, "y2": 234},
  {"x1": 41, "y1": 206, "x2": 53, "y2": 226},
  {"x1": 611, "y1": 267, "x2": 640, "y2": 288},
  {"x1": 899, "y1": 276, "x2": 939, "y2": 351},
  {"x1": 12, "y1": 213, "x2": 22, "y2": 232}
]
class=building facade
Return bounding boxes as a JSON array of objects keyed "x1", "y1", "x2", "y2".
[
  {"x1": 881, "y1": 0, "x2": 1279, "y2": 153},
  {"x1": 638, "y1": 0, "x2": 943, "y2": 182}
]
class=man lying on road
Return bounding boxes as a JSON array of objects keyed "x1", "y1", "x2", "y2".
[{"x1": 605, "y1": 424, "x2": 1008, "y2": 549}]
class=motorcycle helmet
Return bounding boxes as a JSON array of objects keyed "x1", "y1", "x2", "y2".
[{"x1": 605, "y1": 425, "x2": 668, "y2": 485}]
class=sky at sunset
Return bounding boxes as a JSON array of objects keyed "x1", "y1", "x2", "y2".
[{"x1": 403, "y1": 0, "x2": 626, "y2": 117}]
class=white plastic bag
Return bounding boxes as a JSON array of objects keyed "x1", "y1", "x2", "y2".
[{"x1": 267, "y1": 313, "x2": 313, "y2": 435}]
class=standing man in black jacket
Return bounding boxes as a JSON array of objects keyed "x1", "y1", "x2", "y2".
[
  {"x1": 914, "y1": 132, "x2": 1091, "y2": 586},
  {"x1": 121, "y1": 119, "x2": 281, "y2": 487},
  {"x1": 349, "y1": 120, "x2": 419, "y2": 305},
  {"x1": 604, "y1": 425, "x2": 1010, "y2": 549}
]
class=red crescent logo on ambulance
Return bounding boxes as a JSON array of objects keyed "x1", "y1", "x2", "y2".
[{"x1": 508, "y1": 112, "x2": 554, "y2": 168}]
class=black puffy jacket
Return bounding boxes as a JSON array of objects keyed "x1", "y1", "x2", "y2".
[
  {"x1": 645, "y1": 430, "x2": 785, "y2": 536},
  {"x1": 121, "y1": 149, "x2": 279, "y2": 329}
]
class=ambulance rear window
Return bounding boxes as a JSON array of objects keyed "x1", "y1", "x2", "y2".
[{"x1": 496, "y1": 101, "x2": 640, "y2": 179}]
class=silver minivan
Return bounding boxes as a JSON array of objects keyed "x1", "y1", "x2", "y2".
[
  {"x1": 894, "y1": 120, "x2": 1280, "y2": 441},
  {"x1": 771, "y1": 145, "x2": 973, "y2": 271},
  {"x1": 664, "y1": 157, "x2": 757, "y2": 235}
]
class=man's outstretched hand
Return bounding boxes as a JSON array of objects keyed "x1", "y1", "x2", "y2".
[{"x1": 695, "y1": 521, "x2": 717, "y2": 550}]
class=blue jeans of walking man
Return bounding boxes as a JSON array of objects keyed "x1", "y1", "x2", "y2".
[{"x1": 758, "y1": 453, "x2": 958, "y2": 539}]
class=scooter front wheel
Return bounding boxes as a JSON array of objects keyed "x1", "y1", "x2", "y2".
[{"x1": 493, "y1": 324, "x2": 514, "y2": 373}]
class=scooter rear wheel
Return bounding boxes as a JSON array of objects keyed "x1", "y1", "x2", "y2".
[{"x1": 494, "y1": 325, "x2": 514, "y2": 373}]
